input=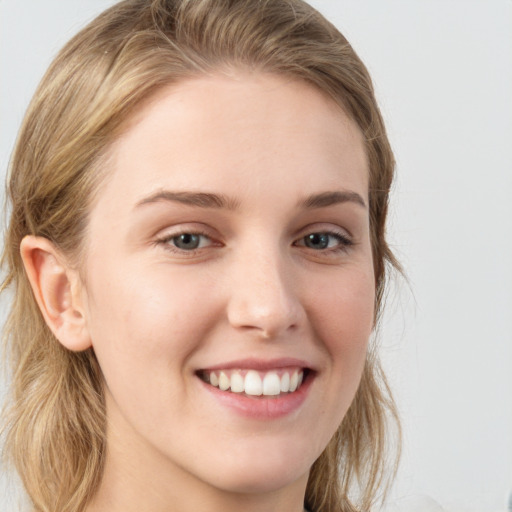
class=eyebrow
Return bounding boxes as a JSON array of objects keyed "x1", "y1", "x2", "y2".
[
  {"x1": 135, "y1": 189, "x2": 366, "y2": 211},
  {"x1": 299, "y1": 191, "x2": 366, "y2": 209},
  {"x1": 135, "y1": 190, "x2": 240, "y2": 210}
]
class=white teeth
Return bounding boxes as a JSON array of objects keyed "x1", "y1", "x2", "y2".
[
  {"x1": 244, "y1": 370, "x2": 263, "y2": 396},
  {"x1": 204, "y1": 368, "x2": 305, "y2": 396},
  {"x1": 230, "y1": 372, "x2": 244, "y2": 393},
  {"x1": 289, "y1": 371, "x2": 299, "y2": 392},
  {"x1": 218, "y1": 371, "x2": 230, "y2": 391},
  {"x1": 280, "y1": 372, "x2": 290, "y2": 392},
  {"x1": 262, "y1": 372, "x2": 281, "y2": 396},
  {"x1": 209, "y1": 372, "x2": 219, "y2": 387}
]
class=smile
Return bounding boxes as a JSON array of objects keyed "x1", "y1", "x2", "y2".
[{"x1": 198, "y1": 368, "x2": 306, "y2": 397}]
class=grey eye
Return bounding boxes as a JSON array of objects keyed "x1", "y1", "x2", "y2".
[
  {"x1": 304, "y1": 233, "x2": 330, "y2": 250},
  {"x1": 172, "y1": 233, "x2": 202, "y2": 250}
]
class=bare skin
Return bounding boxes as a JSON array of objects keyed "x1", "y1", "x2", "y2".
[{"x1": 22, "y1": 72, "x2": 374, "y2": 512}]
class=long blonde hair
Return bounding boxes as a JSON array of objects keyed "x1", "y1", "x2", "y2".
[{"x1": 1, "y1": 1, "x2": 400, "y2": 511}]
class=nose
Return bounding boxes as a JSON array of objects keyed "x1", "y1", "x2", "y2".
[{"x1": 226, "y1": 246, "x2": 303, "y2": 339}]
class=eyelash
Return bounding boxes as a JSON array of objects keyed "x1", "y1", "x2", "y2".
[
  {"x1": 156, "y1": 229, "x2": 215, "y2": 255},
  {"x1": 293, "y1": 230, "x2": 353, "y2": 253},
  {"x1": 155, "y1": 229, "x2": 353, "y2": 256}
]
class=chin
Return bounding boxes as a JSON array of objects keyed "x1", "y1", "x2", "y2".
[
  {"x1": 212, "y1": 465, "x2": 308, "y2": 495},
  {"x1": 201, "y1": 437, "x2": 314, "y2": 494}
]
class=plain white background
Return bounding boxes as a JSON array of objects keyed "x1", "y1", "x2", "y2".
[{"x1": 1, "y1": 1, "x2": 511, "y2": 511}]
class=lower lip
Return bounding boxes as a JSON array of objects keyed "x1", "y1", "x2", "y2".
[{"x1": 199, "y1": 372, "x2": 314, "y2": 419}]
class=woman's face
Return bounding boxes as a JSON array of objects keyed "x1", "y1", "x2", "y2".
[{"x1": 80, "y1": 73, "x2": 374, "y2": 499}]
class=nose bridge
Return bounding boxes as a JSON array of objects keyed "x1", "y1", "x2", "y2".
[{"x1": 226, "y1": 238, "x2": 301, "y2": 338}]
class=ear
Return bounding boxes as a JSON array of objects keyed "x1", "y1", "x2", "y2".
[{"x1": 20, "y1": 235, "x2": 92, "y2": 351}]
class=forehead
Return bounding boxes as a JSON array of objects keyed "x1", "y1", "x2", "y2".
[{"x1": 95, "y1": 73, "x2": 368, "y2": 211}]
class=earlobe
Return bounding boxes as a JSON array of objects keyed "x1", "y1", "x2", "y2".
[{"x1": 20, "y1": 235, "x2": 92, "y2": 352}]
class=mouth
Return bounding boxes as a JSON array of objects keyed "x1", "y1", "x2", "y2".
[{"x1": 196, "y1": 367, "x2": 311, "y2": 398}]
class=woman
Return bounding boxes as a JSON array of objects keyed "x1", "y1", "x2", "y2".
[{"x1": 1, "y1": 1, "x2": 400, "y2": 511}]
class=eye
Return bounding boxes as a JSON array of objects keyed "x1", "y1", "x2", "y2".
[
  {"x1": 172, "y1": 233, "x2": 208, "y2": 250},
  {"x1": 296, "y1": 231, "x2": 352, "y2": 251},
  {"x1": 157, "y1": 231, "x2": 214, "y2": 252}
]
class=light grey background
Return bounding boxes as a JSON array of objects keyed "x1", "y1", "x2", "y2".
[{"x1": 1, "y1": 1, "x2": 511, "y2": 511}]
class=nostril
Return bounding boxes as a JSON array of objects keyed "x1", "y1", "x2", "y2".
[
  {"x1": 226, "y1": 262, "x2": 302, "y2": 337},
  {"x1": 234, "y1": 322, "x2": 298, "y2": 341},
  {"x1": 227, "y1": 301, "x2": 301, "y2": 340}
]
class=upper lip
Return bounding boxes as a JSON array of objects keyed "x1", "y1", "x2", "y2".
[{"x1": 199, "y1": 357, "x2": 315, "y2": 372}]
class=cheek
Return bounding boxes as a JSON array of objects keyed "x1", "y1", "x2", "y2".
[
  {"x1": 311, "y1": 266, "x2": 375, "y2": 374},
  {"x1": 297, "y1": 266, "x2": 375, "y2": 452},
  {"x1": 82, "y1": 265, "x2": 221, "y2": 431},
  {"x1": 83, "y1": 263, "x2": 216, "y2": 384}
]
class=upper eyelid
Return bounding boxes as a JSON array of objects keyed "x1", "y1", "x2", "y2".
[
  {"x1": 153, "y1": 224, "x2": 217, "y2": 249},
  {"x1": 298, "y1": 230, "x2": 351, "y2": 240},
  {"x1": 294, "y1": 231, "x2": 353, "y2": 247},
  {"x1": 294, "y1": 223, "x2": 353, "y2": 239},
  {"x1": 155, "y1": 222, "x2": 217, "y2": 239},
  {"x1": 154, "y1": 232, "x2": 218, "y2": 257},
  {"x1": 158, "y1": 231, "x2": 216, "y2": 247},
  {"x1": 153, "y1": 222, "x2": 354, "y2": 244}
]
